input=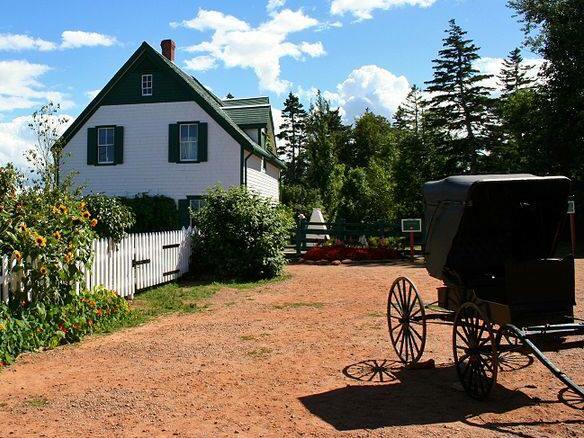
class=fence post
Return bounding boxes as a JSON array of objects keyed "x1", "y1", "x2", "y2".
[{"x1": 296, "y1": 218, "x2": 306, "y2": 255}]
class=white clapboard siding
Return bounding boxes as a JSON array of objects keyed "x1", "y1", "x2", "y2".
[{"x1": 1, "y1": 227, "x2": 192, "y2": 303}]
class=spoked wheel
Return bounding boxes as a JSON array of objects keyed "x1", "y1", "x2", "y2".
[
  {"x1": 453, "y1": 302, "x2": 498, "y2": 400},
  {"x1": 387, "y1": 277, "x2": 427, "y2": 364}
]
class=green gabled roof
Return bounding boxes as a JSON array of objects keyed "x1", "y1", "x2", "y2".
[
  {"x1": 223, "y1": 105, "x2": 271, "y2": 126},
  {"x1": 222, "y1": 96, "x2": 270, "y2": 107},
  {"x1": 61, "y1": 42, "x2": 285, "y2": 169}
]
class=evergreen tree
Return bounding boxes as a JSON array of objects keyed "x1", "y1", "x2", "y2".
[
  {"x1": 225, "y1": 93, "x2": 235, "y2": 99},
  {"x1": 498, "y1": 48, "x2": 533, "y2": 96},
  {"x1": 424, "y1": 19, "x2": 494, "y2": 173},
  {"x1": 394, "y1": 85, "x2": 424, "y2": 134},
  {"x1": 304, "y1": 91, "x2": 347, "y2": 218},
  {"x1": 276, "y1": 93, "x2": 307, "y2": 182}
]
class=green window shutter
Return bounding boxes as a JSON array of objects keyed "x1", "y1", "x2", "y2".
[
  {"x1": 87, "y1": 127, "x2": 97, "y2": 165},
  {"x1": 178, "y1": 199, "x2": 190, "y2": 228},
  {"x1": 114, "y1": 126, "x2": 124, "y2": 164},
  {"x1": 168, "y1": 124, "x2": 179, "y2": 162},
  {"x1": 198, "y1": 122, "x2": 208, "y2": 162}
]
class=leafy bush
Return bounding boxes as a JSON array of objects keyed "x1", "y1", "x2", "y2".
[
  {"x1": 191, "y1": 186, "x2": 294, "y2": 280},
  {"x1": 84, "y1": 194, "x2": 135, "y2": 242},
  {"x1": 0, "y1": 286, "x2": 130, "y2": 367},
  {"x1": 119, "y1": 194, "x2": 179, "y2": 232},
  {"x1": 0, "y1": 165, "x2": 96, "y2": 304}
]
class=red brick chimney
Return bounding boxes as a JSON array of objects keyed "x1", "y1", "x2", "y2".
[{"x1": 161, "y1": 39, "x2": 175, "y2": 62}]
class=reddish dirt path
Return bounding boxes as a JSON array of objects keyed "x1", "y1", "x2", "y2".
[{"x1": 0, "y1": 262, "x2": 583, "y2": 437}]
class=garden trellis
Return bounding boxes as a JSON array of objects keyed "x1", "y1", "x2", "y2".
[{"x1": 1, "y1": 227, "x2": 192, "y2": 302}]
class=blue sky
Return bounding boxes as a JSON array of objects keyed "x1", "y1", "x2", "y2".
[{"x1": 0, "y1": 0, "x2": 539, "y2": 166}]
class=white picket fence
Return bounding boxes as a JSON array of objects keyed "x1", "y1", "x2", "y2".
[{"x1": 1, "y1": 227, "x2": 193, "y2": 302}]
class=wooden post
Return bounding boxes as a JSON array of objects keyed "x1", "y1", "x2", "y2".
[
  {"x1": 409, "y1": 227, "x2": 415, "y2": 262},
  {"x1": 570, "y1": 212, "x2": 576, "y2": 256}
]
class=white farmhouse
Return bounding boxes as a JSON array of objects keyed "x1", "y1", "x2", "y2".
[{"x1": 61, "y1": 39, "x2": 284, "y2": 227}]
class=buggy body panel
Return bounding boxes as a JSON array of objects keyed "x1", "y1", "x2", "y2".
[{"x1": 423, "y1": 174, "x2": 573, "y2": 324}]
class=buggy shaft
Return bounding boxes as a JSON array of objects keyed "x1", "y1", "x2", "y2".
[{"x1": 506, "y1": 324, "x2": 584, "y2": 398}]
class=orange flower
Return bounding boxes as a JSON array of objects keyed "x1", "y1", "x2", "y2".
[
  {"x1": 58, "y1": 204, "x2": 68, "y2": 214},
  {"x1": 53, "y1": 230, "x2": 62, "y2": 239},
  {"x1": 79, "y1": 201, "x2": 87, "y2": 210},
  {"x1": 13, "y1": 250, "x2": 22, "y2": 262},
  {"x1": 90, "y1": 218, "x2": 98, "y2": 227},
  {"x1": 35, "y1": 235, "x2": 47, "y2": 247},
  {"x1": 17, "y1": 222, "x2": 27, "y2": 232},
  {"x1": 64, "y1": 252, "x2": 74, "y2": 264},
  {"x1": 82, "y1": 211, "x2": 91, "y2": 219},
  {"x1": 39, "y1": 266, "x2": 47, "y2": 275}
]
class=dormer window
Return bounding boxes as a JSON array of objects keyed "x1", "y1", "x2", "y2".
[{"x1": 141, "y1": 74, "x2": 153, "y2": 96}]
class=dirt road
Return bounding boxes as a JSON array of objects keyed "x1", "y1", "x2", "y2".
[{"x1": 0, "y1": 262, "x2": 583, "y2": 437}]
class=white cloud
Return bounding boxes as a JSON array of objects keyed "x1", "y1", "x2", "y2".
[
  {"x1": 0, "y1": 31, "x2": 117, "y2": 51},
  {"x1": 176, "y1": 8, "x2": 324, "y2": 94},
  {"x1": 0, "y1": 60, "x2": 73, "y2": 112},
  {"x1": 86, "y1": 89, "x2": 101, "y2": 100},
  {"x1": 271, "y1": 107, "x2": 283, "y2": 148},
  {"x1": 324, "y1": 65, "x2": 411, "y2": 122},
  {"x1": 0, "y1": 116, "x2": 33, "y2": 167},
  {"x1": 267, "y1": 0, "x2": 286, "y2": 12},
  {"x1": 60, "y1": 31, "x2": 117, "y2": 49},
  {"x1": 184, "y1": 55, "x2": 217, "y2": 71},
  {"x1": 331, "y1": 0, "x2": 436, "y2": 20},
  {"x1": 0, "y1": 114, "x2": 72, "y2": 169},
  {"x1": 475, "y1": 56, "x2": 545, "y2": 92},
  {"x1": 0, "y1": 33, "x2": 56, "y2": 51}
]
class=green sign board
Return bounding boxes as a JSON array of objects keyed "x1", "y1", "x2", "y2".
[
  {"x1": 568, "y1": 200, "x2": 575, "y2": 214},
  {"x1": 401, "y1": 218, "x2": 422, "y2": 233}
]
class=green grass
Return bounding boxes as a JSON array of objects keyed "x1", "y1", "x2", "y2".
[
  {"x1": 272, "y1": 302, "x2": 324, "y2": 310},
  {"x1": 246, "y1": 347, "x2": 272, "y2": 359},
  {"x1": 25, "y1": 396, "x2": 49, "y2": 408},
  {"x1": 97, "y1": 274, "x2": 290, "y2": 333}
]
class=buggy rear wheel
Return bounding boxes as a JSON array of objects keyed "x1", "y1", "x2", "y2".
[
  {"x1": 453, "y1": 302, "x2": 498, "y2": 400},
  {"x1": 387, "y1": 277, "x2": 427, "y2": 364}
]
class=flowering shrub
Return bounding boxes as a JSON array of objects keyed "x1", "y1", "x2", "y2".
[
  {"x1": 84, "y1": 194, "x2": 136, "y2": 242},
  {"x1": 0, "y1": 164, "x2": 96, "y2": 304},
  {"x1": 303, "y1": 241, "x2": 403, "y2": 261},
  {"x1": 0, "y1": 286, "x2": 130, "y2": 367}
]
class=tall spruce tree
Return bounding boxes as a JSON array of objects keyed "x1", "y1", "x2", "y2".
[
  {"x1": 394, "y1": 85, "x2": 424, "y2": 134},
  {"x1": 276, "y1": 93, "x2": 307, "y2": 183},
  {"x1": 498, "y1": 48, "x2": 533, "y2": 96},
  {"x1": 424, "y1": 19, "x2": 494, "y2": 173}
]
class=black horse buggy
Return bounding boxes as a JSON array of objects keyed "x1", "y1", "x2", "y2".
[{"x1": 387, "y1": 174, "x2": 584, "y2": 400}]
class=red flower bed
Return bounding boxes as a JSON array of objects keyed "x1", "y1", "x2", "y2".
[{"x1": 303, "y1": 245, "x2": 402, "y2": 261}]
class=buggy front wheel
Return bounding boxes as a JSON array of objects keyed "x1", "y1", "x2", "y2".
[
  {"x1": 387, "y1": 276, "x2": 427, "y2": 364},
  {"x1": 453, "y1": 302, "x2": 498, "y2": 400}
]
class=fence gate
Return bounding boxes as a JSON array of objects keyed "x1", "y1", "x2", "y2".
[{"x1": 86, "y1": 228, "x2": 192, "y2": 298}]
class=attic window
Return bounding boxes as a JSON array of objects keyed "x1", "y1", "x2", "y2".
[{"x1": 141, "y1": 74, "x2": 153, "y2": 96}]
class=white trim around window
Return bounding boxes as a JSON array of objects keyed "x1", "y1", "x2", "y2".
[
  {"x1": 179, "y1": 123, "x2": 198, "y2": 161},
  {"x1": 141, "y1": 73, "x2": 153, "y2": 96},
  {"x1": 97, "y1": 126, "x2": 115, "y2": 164}
]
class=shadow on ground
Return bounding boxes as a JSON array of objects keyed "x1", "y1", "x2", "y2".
[{"x1": 299, "y1": 360, "x2": 542, "y2": 431}]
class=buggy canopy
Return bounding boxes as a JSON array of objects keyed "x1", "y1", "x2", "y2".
[{"x1": 423, "y1": 174, "x2": 571, "y2": 283}]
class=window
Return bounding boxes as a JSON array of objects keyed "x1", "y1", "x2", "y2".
[
  {"x1": 97, "y1": 127, "x2": 115, "y2": 164},
  {"x1": 141, "y1": 74, "x2": 153, "y2": 96},
  {"x1": 180, "y1": 123, "x2": 198, "y2": 161},
  {"x1": 188, "y1": 198, "x2": 205, "y2": 226}
]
